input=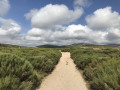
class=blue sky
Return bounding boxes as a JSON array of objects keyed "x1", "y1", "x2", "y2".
[{"x1": 0, "y1": 0, "x2": 120, "y2": 46}]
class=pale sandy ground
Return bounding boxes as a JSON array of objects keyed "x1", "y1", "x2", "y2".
[{"x1": 37, "y1": 52, "x2": 88, "y2": 90}]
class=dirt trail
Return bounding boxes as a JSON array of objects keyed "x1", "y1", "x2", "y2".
[{"x1": 37, "y1": 52, "x2": 88, "y2": 90}]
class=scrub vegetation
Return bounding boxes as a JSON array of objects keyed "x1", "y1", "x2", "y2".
[
  {"x1": 0, "y1": 44, "x2": 61, "y2": 90},
  {"x1": 1, "y1": 43, "x2": 120, "y2": 90},
  {"x1": 71, "y1": 46, "x2": 120, "y2": 90}
]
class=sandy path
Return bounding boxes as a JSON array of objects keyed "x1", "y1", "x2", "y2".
[{"x1": 37, "y1": 52, "x2": 88, "y2": 90}]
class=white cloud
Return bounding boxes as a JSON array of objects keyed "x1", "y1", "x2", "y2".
[
  {"x1": 25, "y1": 9, "x2": 38, "y2": 20},
  {"x1": 0, "y1": 28, "x2": 7, "y2": 35},
  {"x1": 0, "y1": 18, "x2": 21, "y2": 33},
  {"x1": 1, "y1": 4, "x2": 120, "y2": 46},
  {"x1": 26, "y1": 28, "x2": 45, "y2": 40},
  {"x1": 74, "y1": 0, "x2": 91, "y2": 7},
  {"x1": 26, "y1": 6, "x2": 120, "y2": 46},
  {"x1": 27, "y1": 28, "x2": 44, "y2": 36},
  {"x1": 52, "y1": 24, "x2": 91, "y2": 40},
  {"x1": 106, "y1": 28, "x2": 120, "y2": 42},
  {"x1": 0, "y1": 0, "x2": 10, "y2": 16},
  {"x1": 52, "y1": 25, "x2": 108, "y2": 45},
  {"x1": 25, "y1": 24, "x2": 108, "y2": 46},
  {"x1": 0, "y1": 18, "x2": 23, "y2": 43},
  {"x1": 25, "y1": 4, "x2": 83, "y2": 28},
  {"x1": 85, "y1": 6, "x2": 120, "y2": 44},
  {"x1": 86, "y1": 7, "x2": 120, "y2": 30}
]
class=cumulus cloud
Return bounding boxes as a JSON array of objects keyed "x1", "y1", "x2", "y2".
[
  {"x1": 24, "y1": 6, "x2": 120, "y2": 46},
  {"x1": 1, "y1": 3, "x2": 120, "y2": 46},
  {"x1": 25, "y1": 9, "x2": 38, "y2": 20},
  {"x1": 52, "y1": 24, "x2": 91, "y2": 40},
  {"x1": 26, "y1": 28, "x2": 45, "y2": 41},
  {"x1": 0, "y1": 0, "x2": 26, "y2": 46},
  {"x1": 25, "y1": 4, "x2": 83, "y2": 28},
  {"x1": 0, "y1": 18, "x2": 21, "y2": 34},
  {"x1": 0, "y1": 0, "x2": 10, "y2": 16},
  {"x1": 25, "y1": 24, "x2": 108, "y2": 46},
  {"x1": 85, "y1": 6, "x2": 120, "y2": 44},
  {"x1": 106, "y1": 28, "x2": 120, "y2": 42},
  {"x1": 86, "y1": 7, "x2": 120, "y2": 30},
  {"x1": 74, "y1": 0, "x2": 91, "y2": 7},
  {"x1": 0, "y1": 18, "x2": 24, "y2": 45},
  {"x1": 0, "y1": 18, "x2": 21, "y2": 31}
]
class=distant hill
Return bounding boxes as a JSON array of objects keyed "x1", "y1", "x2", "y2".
[
  {"x1": 0, "y1": 43, "x2": 22, "y2": 48},
  {"x1": 1, "y1": 43, "x2": 120, "y2": 48},
  {"x1": 37, "y1": 43, "x2": 120, "y2": 48},
  {"x1": 70, "y1": 43, "x2": 95, "y2": 46},
  {"x1": 105, "y1": 44, "x2": 120, "y2": 47},
  {"x1": 70, "y1": 43, "x2": 120, "y2": 47},
  {"x1": 37, "y1": 43, "x2": 102, "y2": 48},
  {"x1": 71, "y1": 43, "x2": 120, "y2": 47},
  {"x1": 37, "y1": 44, "x2": 66, "y2": 48}
]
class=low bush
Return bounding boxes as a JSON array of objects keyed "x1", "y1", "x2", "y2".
[
  {"x1": 0, "y1": 46, "x2": 61, "y2": 90},
  {"x1": 0, "y1": 54, "x2": 39, "y2": 90},
  {"x1": 71, "y1": 46, "x2": 120, "y2": 90},
  {"x1": 60, "y1": 48, "x2": 70, "y2": 52}
]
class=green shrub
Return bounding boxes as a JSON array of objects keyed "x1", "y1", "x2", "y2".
[
  {"x1": 0, "y1": 54, "x2": 39, "y2": 90},
  {"x1": 28, "y1": 56, "x2": 54, "y2": 73},
  {"x1": 60, "y1": 48, "x2": 70, "y2": 52},
  {"x1": 71, "y1": 46, "x2": 120, "y2": 90},
  {"x1": 0, "y1": 46, "x2": 61, "y2": 90}
]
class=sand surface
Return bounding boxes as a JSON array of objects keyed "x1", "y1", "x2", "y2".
[{"x1": 37, "y1": 52, "x2": 88, "y2": 90}]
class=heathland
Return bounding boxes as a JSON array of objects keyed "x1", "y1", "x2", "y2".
[
  {"x1": 0, "y1": 44, "x2": 61, "y2": 90},
  {"x1": 1, "y1": 43, "x2": 120, "y2": 90}
]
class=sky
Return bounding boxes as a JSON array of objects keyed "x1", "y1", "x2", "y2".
[{"x1": 0, "y1": 0, "x2": 120, "y2": 46}]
